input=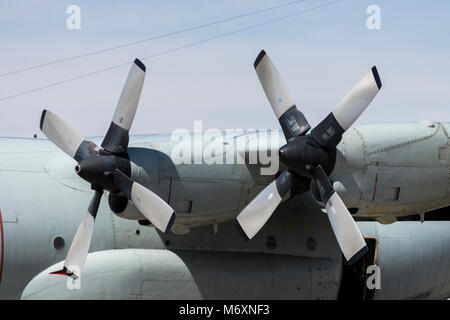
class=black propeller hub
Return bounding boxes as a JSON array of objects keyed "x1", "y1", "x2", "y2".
[
  {"x1": 76, "y1": 152, "x2": 131, "y2": 192},
  {"x1": 279, "y1": 135, "x2": 336, "y2": 179}
]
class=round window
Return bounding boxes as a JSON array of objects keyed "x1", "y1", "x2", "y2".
[{"x1": 53, "y1": 236, "x2": 65, "y2": 251}]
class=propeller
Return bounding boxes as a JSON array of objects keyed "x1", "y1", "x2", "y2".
[
  {"x1": 113, "y1": 169, "x2": 175, "y2": 234},
  {"x1": 236, "y1": 50, "x2": 382, "y2": 265},
  {"x1": 42, "y1": 59, "x2": 175, "y2": 279}
]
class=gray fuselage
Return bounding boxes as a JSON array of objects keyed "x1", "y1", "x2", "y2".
[{"x1": 0, "y1": 121, "x2": 449, "y2": 299}]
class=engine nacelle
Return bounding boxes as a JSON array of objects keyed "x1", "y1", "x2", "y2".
[
  {"x1": 340, "y1": 221, "x2": 450, "y2": 300},
  {"x1": 21, "y1": 249, "x2": 340, "y2": 299}
]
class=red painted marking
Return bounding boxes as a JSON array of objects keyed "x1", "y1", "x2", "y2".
[
  {"x1": 50, "y1": 268, "x2": 77, "y2": 279},
  {"x1": 372, "y1": 174, "x2": 378, "y2": 201},
  {"x1": 167, "y1": 176, "x2": 173, "y2": 205},
  {"x1": 0, "y1": 209, "x2": 4, "y2": 284},
  {"x1": 50, "y1": 270, "x2": 68, "y2": 276}
]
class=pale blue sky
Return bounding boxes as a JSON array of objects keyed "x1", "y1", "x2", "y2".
[{"x1": 0, "y1": 0, "x2": 449, "y2": 137}]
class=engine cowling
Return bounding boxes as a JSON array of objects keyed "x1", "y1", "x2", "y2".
[{"x1": 21, "y1": 249, "x2": 340, "y2": 299}]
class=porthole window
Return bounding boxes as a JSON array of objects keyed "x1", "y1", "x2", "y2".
[{"x1": 53, "y1": 236, "x2": 65, "y2": 251}]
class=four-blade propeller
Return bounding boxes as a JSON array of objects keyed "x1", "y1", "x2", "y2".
[
  {"x1": 42, "y1": 59, "x2": 175, "y2": 279},
  {"x1": 236, "y1": 50, "x2": 382, "y2": 265},
  {"x1": 42, "y1": 52, "x2": 381, "y2": 277}
]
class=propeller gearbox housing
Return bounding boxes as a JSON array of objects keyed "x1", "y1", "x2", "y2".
[{"x1": 279, "y1": 135, "x2": 336, "y2": 178}]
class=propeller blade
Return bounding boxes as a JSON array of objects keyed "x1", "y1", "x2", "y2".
[
  {"x1": 236, "y1": 169, "x2": 295, "y2": 240},
  {"x1": 310, "y1": 66, "x2": 382, "y2": 149},
  {"x1": 113, "y1": 169, "x2": 175, "y2": 233},
  {"x1": 254, "y1": 50, "x2": 310, "y2": 141},
  {"x1": 102, "y1": 58, "x2": 146, "y2": 153},
  {"x1": 50, "y1": 189, "x2": 103, "y2": 279},
  {"x1": 40, "y1": 110, "x2": 97, "y2": 162},
  {"x1": 314, "y1": 165, "x2": 368, "y2": 265}
]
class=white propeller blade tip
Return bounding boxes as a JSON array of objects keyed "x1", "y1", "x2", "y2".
[
  {"x1": 254, "y1": 50, "x2": 267, "y2": 69},
  {"x1": 134, "y1": 58, "x2": 146, "y2": 72},
  {"x1": 163, "y1": 212, "x2": 176, "y2": 234},
  {"x1": 346, "y1": 245, "x2": 369, "y2": 265}
]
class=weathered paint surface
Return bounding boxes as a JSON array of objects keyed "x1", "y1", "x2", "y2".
[{"x1": 0, "y1": 121, "x2": 449, "y2": 299}]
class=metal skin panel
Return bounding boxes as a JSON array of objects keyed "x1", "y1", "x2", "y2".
[
  {"x1": 138, "y1": 135, "x2": 248, "y2": 226},
  {"x1": 359, "y1": 221, "x2": 450, "y2": 300},
  {"x1": 330, "y1": 127, "x2": 365, "y2": 207},
  {"x1": 21, "y1": 249, "x2": 338, "y2": 300},
  {"x1": 0, "y1": 121, "x2": 449, "y2": 299},
  {"x1": 331, "y1": 122, "x2": 450, "y2": 217},
  {"x1": 20, "y1": 222, "x2": 450, "y2": 300},
  {"x1": 441, "y1": 123, "x2": 450, "y2": 203}
]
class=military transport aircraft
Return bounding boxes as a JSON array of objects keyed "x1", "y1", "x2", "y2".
[{"x1": 0, "y1": 51, "x2": 449, "y2": 299}]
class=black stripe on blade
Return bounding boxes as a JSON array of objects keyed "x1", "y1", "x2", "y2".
[
  {"x1": 314, "y1": 165, "x2": 335, "y2": 204},
  {"x1": 88, "y1": 190, "x2": 103, "y2": 219},
  {"x1": 134, "y1": 58, "x2": 146, "y2": 72},
  {"x1": 310, "y1": 112, "x2": 345, "y2": 150},
  {"x1": 371, "y1": 66, "x2": 382, "y2": 90},
  {"x1": 278, "y1": 106, "x2": 311, "y2": 141},
  {"x1": 275, "y1": 170, "x2": 295, "y2": 198},
  {"x1": 101, "y1": 122, "x2": 130, "y2": 154},
  {"x1": 234, "y1": 220, "x2": 250, "y2": 241},
  {"x1": 254, "y1": 50, "x2": 266, "y2": 69},
  {"x1": 347, "y1": 245, "x2": 369, "y2": 266},
  {"x1": 39, "y1": 110, "x2": 47, "y2": 131},
  {"x1": 163, "y1": 212, "x2": 176, "y2": 234}
]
